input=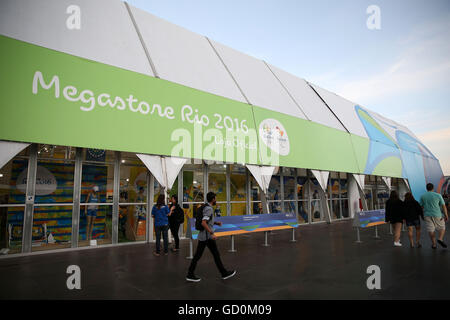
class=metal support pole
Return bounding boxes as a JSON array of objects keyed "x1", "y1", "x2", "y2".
[
  {"x1": 22, "y1": 144, "x2": 37, "y2": 253},
  {"x1": 229, "y1": 235, "x2": 237, "y2": 252},
  {"x1": 262, "y1": 231, "x2": 270, "y2": 247},
  {"x1": 112, "y1": 151, "x2": 120, "y2": 245},
  {"x1": 186, "y1": 239, "x2": 193, "y2": 259},
  {"x1": 389, "y1": 223, "x2": 393, "y2": 235},
  {"x1": 355, "y1": 227, "x2": 362, "y2": 243},
  {"x1": 71, "y1": 147, "x2": 82, "y2": 248},
  {"x1": 290, "y1": 228, "x2": 297, "y2": 242}
]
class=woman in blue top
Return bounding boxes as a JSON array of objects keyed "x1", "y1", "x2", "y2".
[{"x1": 152, "y1": 194, "x2": 174, "y2": 256}]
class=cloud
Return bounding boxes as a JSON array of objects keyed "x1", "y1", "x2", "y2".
[{"x1": 333, "y1": 13, "x2": 450, "y2": 103}]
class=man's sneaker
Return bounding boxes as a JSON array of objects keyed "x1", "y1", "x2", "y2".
[
  {"x1": 437, "y1": 240, "x2": 447, "y2": 248},
  {"x1": 222, "y1": 270, "x2": 236, "y2": 280},
  {"x1": 186, "y1": 274, "x2": 201, "y2": 282},
  {"x1": 394, "y1": 241, "x2": 402, "y2": 247}
]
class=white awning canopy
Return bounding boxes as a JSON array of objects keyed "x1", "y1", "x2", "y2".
[
  {"x1": 352, "y1": 174, "x2": 366, "y2": 191},
  {"x1": 311, "y1": 170, "x2": 330, "y2": 192},
  {"x1": 136, "y1": 154, "x2": 187, "y2": 191},
  {"x1": 0, "y1": 140, "x2": 30, "y2": 170},
  {"x1": 246, "y1": 164, "x2": 276, "y2": 194}
]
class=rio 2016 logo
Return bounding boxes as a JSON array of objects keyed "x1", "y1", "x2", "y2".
[{"x1": 259, "y1": 119, "x2": 290, "y2": 156}]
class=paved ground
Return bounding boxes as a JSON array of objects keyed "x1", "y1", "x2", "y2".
[{"x1": 0, "y1": 220, "x2": 448, "y2": 300}]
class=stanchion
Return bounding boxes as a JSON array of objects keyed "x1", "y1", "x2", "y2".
[
  {"x1": 374, "y1": 225, "x2": 381, "y2": 239},
  {"x1": 262, "y1": 231, "x2": 270, "y2": 247},
  {"x1": 290, "y1": 228, "x2": 297, "y2": 243},
  {"x1": 228, "y1": 235, "x2": 237, "y2": 253},
  {"x1": 186, "y1": 239, "x2": 193, "y2": 260},
  {"x1": 355, "y1": 227, "x2": 362, "y2": 243}
]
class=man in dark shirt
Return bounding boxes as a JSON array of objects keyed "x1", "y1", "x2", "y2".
[{"x1": 186, "y1": 192, "x2": 236, "y2": 282}]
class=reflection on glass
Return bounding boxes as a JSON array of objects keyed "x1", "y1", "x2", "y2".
[
  {"x1": 330, "y1": 199, "x2": 341, "y2": 220},
  {"x1": 310, "y1": 179, "x2": 324, "y2": 222},
  {"x1": 120, "y1": 152, "x2": 147, "y2": 204},
  {"x1": 0, "y1": 158, "x2": 28, "y2": 205},
  {"x1": 231, "y1": 202, "x2": 246, "y2": 216},
  {"x1": 79, "y1": 205, "x2": 112, "y2": 246},
  {"x1": 365, "y1": 189, "x2": 374, "y2": 210},
  {"x1": 208, "y1": 171, "x2": 227, "y2": 203},
  {"x1": 0, "y1": 207, "x2": 24, "y2": 254},
  {"x1": 230, "y1": 172, "x2": 246, "y2": 202},
  {"x1": 268, "y1": 176, "x2": 281, "y2": 213},
  {"x1": 342, "y1": 199, "x2": 349, "y2": 218},
  {"x1": 118, "y1": 205, "x2": 147, "y2": 243},
  {"x1": 183, "y1": 168, "x2": 204, "y2": 203},
  {"x1": 80, "y1": 150, "x2": 114, "y2": 246},
  {"x1": 249, "y1": 175, "x2": 260, "y2": 202},
  {"x1": 251, "y1": 202, "x2": 263, "y2": 214},
  {"x1": 31, "y1": 205, "x2": 72, "y2": 252},
  {"x1": 297, "y1": 201, "x2": 308, "y2": 224}
]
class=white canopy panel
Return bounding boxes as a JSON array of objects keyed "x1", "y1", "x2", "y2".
[
  {"x1": 0, "y1": 140, "x2": 30, "y2": 171},
  {"x1": 210, "y1": 40, "x2": 308, "y2": 120},
  {"x1": 268, "y1": 64, "x2": 346, "y2": 131},
  {"x1": 310, "y1": 84, "x2": 369, "y2": 138},
  {"x1": 0, "y1": 0, "x2": 153, "y2": 76},
  {"x1": 311, "y1": 170, "x2": 330, "y2": 192},
  {"x1": 129, "y1": 6, "x2": 247, "y2": 103}
]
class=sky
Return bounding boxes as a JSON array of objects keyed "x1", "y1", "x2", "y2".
[{"x1": 127, "y1": 0, "x2": 450, "y2": 175}]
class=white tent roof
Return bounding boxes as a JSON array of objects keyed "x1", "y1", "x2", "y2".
[{"x1": 0, "y1": 0, "x2": 427, "y2": 154}]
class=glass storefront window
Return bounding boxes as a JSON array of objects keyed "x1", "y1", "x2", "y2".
[
  {"x1": 297, "y1": 176, "x2": 308, "y2": 223},
  {"x1": 79, "y1": 149, "x2": 115, "y2": 246},
  {"x1": 284, "y1": 174, "x2": 296, "y2": 214},
  {"x1": 31, "y1": 145, "x2": 75, "y2": 252},
  {"x1": 310, "y1": 179, "x2": 325, "y2": 222},
  {"x1": 119, "y1": 152, "x2": 147, "y2": 243},
  {"x1": 230, "y1": 164, "x2": 246, "y2": 215},
  {"x1": 118, "y1": 204, "x2": 146, "y2": 242},
  {"x1": 249, "y1": 175, "x2": 261, "y2": 202},
  {"x1": 208, "y1": 164, "x2": 227, "y2": 216},
  {"x1": 268, "y1": 175, "x2": 281, "y2": 213},
  {"x1": 182, "y1": 164, "x2": 204, "y2": 235},
  {"x1": 120, "y1": 152, "x2": 147, "y2": 203},
  {"x1": 0, "y1": 148, "x2": 29, "y2": 205},
  {"x1": 79, "y1": 204, "x2": 113, "y2": 245},
  {"x1": 0, "y1": 206, "x2": 25, "y2": 254},
  {"x1": 0, "y1": 146, "x2": 29, "y2": 254}
]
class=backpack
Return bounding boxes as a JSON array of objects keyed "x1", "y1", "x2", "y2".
[{"x1": 195, "y1": 203, "x2": 207, "y2": 231}]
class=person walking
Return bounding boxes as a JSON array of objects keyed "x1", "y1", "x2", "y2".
[
  {"x1": 404, "y1": 192, "x2": 424, "y2": 248},
  {"x1": 186, "y1": 192, "x2": 236, "y2": 282},
  {"x1": 385, "y1": 190, "x2": 405, "y2": 247},
  {"x1": 419, "y1": 183, "x2": 448, "y2": 249},
  {"x1": 151, "y1": 194, "x2": 174, "y2": 256},
  {"x1": 168, "y1": 195, "x2": 185, "y2": 252}
]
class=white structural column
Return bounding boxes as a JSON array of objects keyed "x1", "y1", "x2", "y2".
[
  {"x1": 246, "y1": 165, "x2": 276, "y2": 214},
  {"x1": 0, "y1": 140, "x2": 30, "y2": 170},
  {"x1": 352, "y1": 174, "x2": 368, "y2": 211},
  {"x1": 310, "y1": 170, "x2": 332, "y2": 223}
]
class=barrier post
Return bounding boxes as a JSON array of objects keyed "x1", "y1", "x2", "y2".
[
  {"x1": 186, "y1": 239, "x2": 193, "y2": 260},
  {"x1": 229, "y1": 235, "x2": 237, "y2": 253},
  {"x1": 355, "y1": 227, "x2": 362, "y2": 243},
  {"x1": 290, "y1": 228, "x2": 297, "y2": 243},
  {"x1": 374, "y1": 226, "x2": 380, "y2": 239},
  {"x1": 262, "y1": 231, "x2": 270, "y2": 247}
]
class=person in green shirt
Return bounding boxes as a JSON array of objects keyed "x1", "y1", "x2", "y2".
[{"x1": 419, "y1": 183, "x2": 448, "y2": 249}]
